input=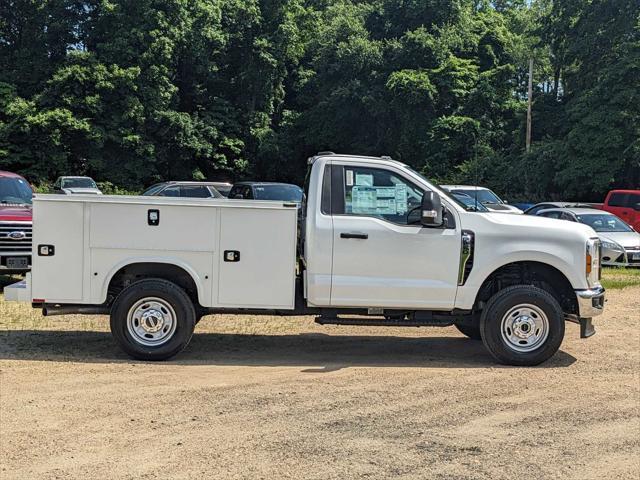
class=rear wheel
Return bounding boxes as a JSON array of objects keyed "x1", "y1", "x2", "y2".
[
  {"x1": 110, "y1": 279, "x2": 196, "y2": 360},
  {"x1": 480, "y1": 285, "x2": 565, "y2": 366}
]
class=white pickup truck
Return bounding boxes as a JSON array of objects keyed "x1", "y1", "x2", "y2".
[{"x1": 5, "y1": 153, "x2": 605, "y2": 365}]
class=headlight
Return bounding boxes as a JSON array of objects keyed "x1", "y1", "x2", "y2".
[
  {"x1": 586, "y1": 238, "x2": 601, "y2": 286},
  {"x1": 601, "y1": 240, "x2": 623, "y2": 251}
]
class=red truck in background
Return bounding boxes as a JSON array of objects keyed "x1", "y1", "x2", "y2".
[
  {"x1": 0, "y1": 171, "x2": 33, "y2": 274},
  {"x1": 601, "y1": 189, "x2": 640, "y2": 231}
]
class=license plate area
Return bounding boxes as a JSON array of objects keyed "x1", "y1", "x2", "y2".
[{"x1": 5, "y1": 256, "x2": 29, "y2": 269}]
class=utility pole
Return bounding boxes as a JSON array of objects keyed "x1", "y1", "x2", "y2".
[{"x1": 526, "y1": 58, "x2": 533, "y2": 153}]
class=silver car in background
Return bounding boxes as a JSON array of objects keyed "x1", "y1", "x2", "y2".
[
  {"x1": 54, "y1": 176, "x2": 103, "y2": 195},
  {"x1": 536, "y1": 207, "x2": 640, "y2": 267},
  {"x1": 141, "y1": 181, "x2": 227, "y2": 198}
]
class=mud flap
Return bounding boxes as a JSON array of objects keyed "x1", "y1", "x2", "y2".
[{"x1": 580, "y1": 317, "x2": 596, "y2": 338}]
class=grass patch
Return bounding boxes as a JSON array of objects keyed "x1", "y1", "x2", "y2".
[{"x1": 600, "y1": 267, "x2": 640, "y2": 290}]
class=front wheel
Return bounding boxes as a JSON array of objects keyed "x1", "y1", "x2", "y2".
[
  {"x1": 480, "y1": 285, "x2": 565, "y2": 366},
  {"x1": 110, "y1": 279, "x2": 196, "y2": 361}
]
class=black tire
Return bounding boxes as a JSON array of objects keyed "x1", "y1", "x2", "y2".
[
  {"x1": 480, "y1": 285, "x2": 565, "y2": 366},
  {"x1": 455, "y1": 323, "x2": 482, "y2": 340},
  {"x1": 110, "y1": 278, "x2": 196, "y2": 361}
]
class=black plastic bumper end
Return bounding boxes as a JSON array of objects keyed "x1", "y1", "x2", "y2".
[{"x1": 580, "y1": 317, "x2": 596, "y2": 338}]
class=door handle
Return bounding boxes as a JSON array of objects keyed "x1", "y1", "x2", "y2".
[{"x1": 340, "y1": 232, "x2": 368, "y2": 239}]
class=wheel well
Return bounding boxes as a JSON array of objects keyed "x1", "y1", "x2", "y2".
[
  {"x1": 107, "y1": 263, "x2": 200, "y2": 307},
  {"x1": 475, "y1": 261, "x2": 577, "y2": 315}
]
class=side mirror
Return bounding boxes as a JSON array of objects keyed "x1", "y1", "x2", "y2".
[
  {"x1": 421, "y1": 191, "x2": 443, "y2": 227},
  {"x1": 634, "y1": 202, "x2": 640, "y2": 211}
]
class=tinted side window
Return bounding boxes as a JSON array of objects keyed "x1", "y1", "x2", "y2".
[
  {"x1": 626, "y1": 193, "x2": 640, "y2": 208},
  {"x1": 539, "y1": 211, "x2": 561, "y2": 219},
  {"x1": 340, "y1": 166, "x2": 424, "y2": 225},
  {"x1": 180, "y1": 185, "x2": 211, "y2": 198},
  {"x1": 608, "y1": 193, "x2": 627, "y2": 207},
  {"x1": 229, "y1": 186, "x2": 243, "y2": 198},
  {"x1": 321, "y1": 165, "x2": 331, "y2": 214}
]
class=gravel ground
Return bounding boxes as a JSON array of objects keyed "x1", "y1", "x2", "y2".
[{"x1": 1, "y1": 287, "x2": 639, "y2": 480}]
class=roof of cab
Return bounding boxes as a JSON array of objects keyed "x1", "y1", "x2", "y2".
[{"x1": 309, "y1": 152, "x2": 408, "y2": 169}]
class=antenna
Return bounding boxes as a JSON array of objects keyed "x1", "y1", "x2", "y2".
[{"x1": 473, "y1": 130, "x2": 479, "y2": 212}]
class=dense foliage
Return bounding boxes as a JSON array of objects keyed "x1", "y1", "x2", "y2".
[{"x1": 0, "y1": 0, "x2": 638, "y2": 200}]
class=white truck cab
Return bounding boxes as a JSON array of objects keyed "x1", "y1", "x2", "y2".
[{"x1": 6, "y1": 153, "x2": 605, "y2": 365}]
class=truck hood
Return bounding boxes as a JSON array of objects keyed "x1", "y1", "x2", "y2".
[
  {"x1": 62, "y1": 187, "x2": 102, "y2": 195},
  {"x1": 472, "y1": 211, "x2": 596, "y2": 240},
  {"x1": 600, "y1": 232, "x2": 640, "y2": 249},
  {"x1": 0, "y1": 204, "x2": 32, "y2": 222}
]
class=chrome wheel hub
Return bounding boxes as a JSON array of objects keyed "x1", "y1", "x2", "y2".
[
  {"x1": 127, "y1": 298, "x2": 177, "y2": 347},
  {"x1": 500, "y1": 304, "x2": 549, "y2": 353}
]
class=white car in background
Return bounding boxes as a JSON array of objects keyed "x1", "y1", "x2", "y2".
[
  {"x1": 536, "y1": 207, "x2": 640, "y2": 267},
  {"x1": 54, "y1": 176, "x2": 103, "y2": 195},
  {"x1": 440, "y1": 185, "x2": 523, "y2": 214}
]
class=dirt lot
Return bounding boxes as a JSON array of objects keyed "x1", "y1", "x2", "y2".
[{"x1": 1, "y1": 287, "x2": 639, "y2": 480}]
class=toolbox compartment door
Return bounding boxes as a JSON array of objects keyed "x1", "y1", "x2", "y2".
[
  {"x1": 32, "y1": 200, "x2": 85, "y2": 302},
  {"x1": 217, "y1": 206, "x2": 297, "y2": 309}
]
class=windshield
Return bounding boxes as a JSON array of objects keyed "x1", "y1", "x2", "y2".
[
  {"x1": 253, "y1": 185, "x2": 303, "y2": 202},
  {"x1": 452, "y1": 193, "x2": 489, "y2": 212},
  {"x1": 452, "y1": 188, "x2": 502, "y2": 204},
  {"x1": 62, "y1": 177, "x2": 97, "y2": 189},
  {"x1": 0, "y1": 177, "x2": 33, "y2": 205},
  {"x1": 403, "y1": 166, "x2": 485, "y2": 213},
  {"x1": 142, "y1": 183, "x2": 166, "y2": 196},
  {"x1": 576, "y1": 214, "x2": 633, "y2": 233}
]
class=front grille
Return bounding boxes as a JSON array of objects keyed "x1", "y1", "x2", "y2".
[
  {"x1": 0, "y1": 222, "x2": 32, "y2": 253},
  {"x1": 626, "y1": 249, "x2": 640, "y2": 264}
]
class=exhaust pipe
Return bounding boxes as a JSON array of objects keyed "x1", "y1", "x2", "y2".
[{"x1": 42, "y1": 304, "x2": 110, "y2": 316}]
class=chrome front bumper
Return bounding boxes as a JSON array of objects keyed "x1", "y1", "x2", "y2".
[{"x1": 575, "y1": 286, "x2": 606, "y2": 318}]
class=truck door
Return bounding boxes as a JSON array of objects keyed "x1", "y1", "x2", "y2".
[{"x1": 329, "y1": 164, "x2": 461, "y2": 309}]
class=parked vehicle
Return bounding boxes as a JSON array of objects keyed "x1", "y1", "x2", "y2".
[
  {"x1": 54, "y1": 176, "x2": 102, "y2": 195},
  {"x1": 142, "y1": 181, "x2": 225, "y2": 198},
  {"x1": 6, "y1": 153, "x2": 605, "y2": 366},
  {"x1": 229, "y1": 182, "x2": 303, "y2": 202},
  {"x1": 536, "y1": 207, "x2": 640, "y2": 267},
  {"x1": 450, "y1": 192, "x2": 489, "y2": 212},
  {"x1": 510, "y1": 202, "x2": 535, "y2": 212},
  {"x1": 600, "y1": 189, "x2": 640, "y2": 231},
  {"x1": 0, "y1": 171, "x2": 33, "y2": 273},
  {"x1": 440, "y1": 185, "x2": 523, "y2": 214},
  {"x1": 524, "y1": 202, "x2": 596, "y2": 216}
]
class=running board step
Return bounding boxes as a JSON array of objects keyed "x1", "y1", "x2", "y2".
[{"x1": 314, "y1": 316, "x2": 452, "y2": 327}]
